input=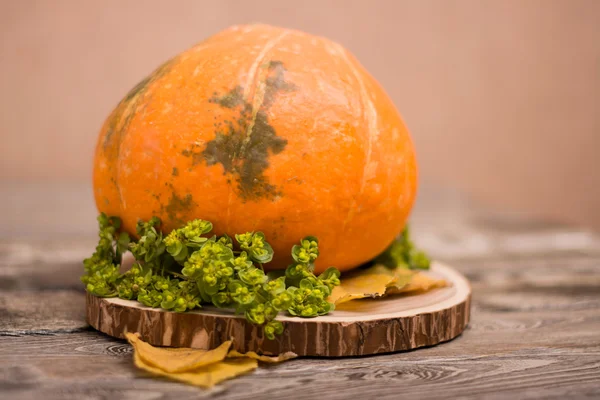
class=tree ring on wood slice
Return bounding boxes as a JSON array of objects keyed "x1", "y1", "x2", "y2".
[{"x1": 86, "y1": 262, "x2": 471, "y2": 357}]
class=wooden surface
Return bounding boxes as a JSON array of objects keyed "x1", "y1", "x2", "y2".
[
  {"x1": 87, "y1": 262, "x2": 471, "y2": 356},
  {"x1": 2, "y1": 183, "x2": 600, "y2": 399}
]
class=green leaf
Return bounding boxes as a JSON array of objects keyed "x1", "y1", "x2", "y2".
[
  {"x1": 285, "y1": 263, "x2": 316, "y2": 288},
  {"x1": 217, "y1": 234, "x2": 233, "y2": 249},
  {"x1": 116, "y1": 232, "x2": 130, "y2": 259},
  {"x1": 237, "y1": 232, "x2": 274, "y2": 264},
  {"x1": 239, "y1": 267, "x2": 267, "y2": 286},
  {"x1": 299, "y1": 278, "x2": 313, "y2": 290},
  {"x1": 372, "y1": 225, "x2": 430, "y2": 270},
  {"x1": 408, "y1": 249, "x2": 431, "y2": 270},
  {"x1": 235, "y1": 232, "x2": 254, "y2": 248},
  {"x1": 263, "y1": 276, "x2": 286, "y2": 296},
  {"x1": 317, "y1": 267, "x2": 341, "y2": 290},
  {"x1": 228, "y1": 279, "x2": 255, "y2": 306},
  {"x1": 249, "y1": 242, "x2": 273, "y2": 264},
  {"x1": 271, "y1": 290, "x2": 293, "y2": 311},
  {"x1": 264, "y1": 320, "x2": 283, "y2": 340},
  {"x1": 211, "y1": 292, "x2": 232, "y2": 308},
  {"x1": 291, "y1": 236, "x2": 319, "y2": 265}
]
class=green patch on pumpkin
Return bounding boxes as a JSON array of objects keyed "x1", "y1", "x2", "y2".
[
  {"x1": 182, "y1": 61, "x2": 295, "y2": 202},
  {"x1": 161, "y1": 191, "x2": 197, "y2": 227}
]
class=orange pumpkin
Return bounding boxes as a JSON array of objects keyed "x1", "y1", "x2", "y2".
[{"x1": 93, "y1": 24, "x2": 417, "y2": 273}]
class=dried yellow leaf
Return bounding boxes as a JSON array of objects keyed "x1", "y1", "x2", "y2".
[
  {"x1": 227, "y1": 350, "x2": 298, "y2": 363},
  {"x1": 125, "y1": 333, "x2": 299, "y2": 388},
  {"x1": 125, "y1": 331, "x2": 140, "y2": 344},
  {"x1": 125, "y1": 332, "x2": 232, "y2": 373},
  {"x1": 386, "y1": 272, "x2": 448, "y2": 294},
  {"x1": 385, "y1": 267, "x2": 417, "y2": 292},
  {"x1": 328, "y1": 264, "x2": 447, "y2": 305},
  {"x1": 132, "y1": 350, "x2": 258, "y2": 388},
  {"x1": 328, "y1": 266, "x2": 398, "y2": 305}
]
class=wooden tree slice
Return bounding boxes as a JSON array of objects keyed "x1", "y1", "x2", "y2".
[{"x1": 86, "y1": 262, "x2": 471, "y2": 357}]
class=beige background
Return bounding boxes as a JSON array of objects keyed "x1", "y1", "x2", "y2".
[{"x1": 1, "y1": 0, "x2": 599, "y2": 228}]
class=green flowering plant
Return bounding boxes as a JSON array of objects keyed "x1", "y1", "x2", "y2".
[
  {"x1": 164, "y1": 219, "x2": 213, "y2": 263},
  {"x1": 81, "y1": 214, "x2": 340, "y2": 340},
  {"x1": 82, "y1": 213, "x2": 428, "y2": 340},
  {"x1": 373, "y1": 226, "x2": 431, "y2": 270},
  {"x1": 235, "y1": 232, "x2": 274, "y2": 264}
]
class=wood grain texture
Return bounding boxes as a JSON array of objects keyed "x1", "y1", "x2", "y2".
[
  {"x1": 0, "y1": 291, "x2": 87, "y2": 335},
  {"x1": 86, "y1": 263, "x2": 471, "y2": 356},
  {"x1": 1, "y1": 184, "x2": 599, "y2": 399}
]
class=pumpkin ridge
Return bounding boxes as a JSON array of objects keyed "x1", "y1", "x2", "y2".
[
  {"x1": 103, "y1": 58, "x2": 175, "y2": 150},
  {"x1": 334, "y1": 43, "x2": 379, "y2": 191},
  {"x1": 224, "y1": 30, "x2": 289, "y2": 232},
  {"x1": 328, "y1": 42, "x2": 378, "y2": 234},
  {"x1": 240, "y1": 61, "x2": 271, "y2": 169},
  {"x1": 242, "y1": 30, "x2": 289, "y2": 99},
  {"x1": 105, "y1": 58, "x2": 178, "y2": 215}
]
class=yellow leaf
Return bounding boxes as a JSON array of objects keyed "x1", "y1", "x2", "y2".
[
  {"x1": 133, "y1": 350, "x2": 258, "y2": 388},
  {"x1": 328, "y1": 266, "x2": 398, "y2": 305},
  {"x1": 386, "y1": 272, "x2": 448, "y2": 294},
  {"x1": 385, "y1": 267, "x2": 417, "y2": 292},
  {"x1": 125, "y1": 332, "x2": 140, "y2": 344},
  {"x1": 125, "y1": 334, "x2": 298, "y2": 388},
  {"x1": 125, "y1": 332, "x2": 232, "y2": 373},
  {"x1": 227, "y1": 350, "x2": 297, "y2": 363},
  {"x1": 328, "y1": 264, "x2": 447, "y2": 305}
]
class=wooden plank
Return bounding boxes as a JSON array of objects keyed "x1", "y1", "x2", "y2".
[
  {"x1": 2, "y1": 355, "x2": 599, "y2": 400},
  {"x1": 2, "y1": 266, "x2": 599, "y2": 398},
  {"x1": 1, "y1": 183, "x2": 599, "y2": 399},
  {"x1": 0, "y1": 239, "x2": 94, "y2": 291},
  {"x1": 3, "y1": 303, "x2": 600, "y2": 358},
  {"x1": 1, "y1": 333, "x2": 599, "y2": 400},
  {"x1": 0, "y1": 291, "x2": 87, "y2": 335},
  {"x1": 2, "y1": 255, "x2": 599, "y2": 341}
]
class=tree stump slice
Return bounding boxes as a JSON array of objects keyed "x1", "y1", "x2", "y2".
[{"x1": 86, "y1": 262, "x2": 471, "y2": 357}]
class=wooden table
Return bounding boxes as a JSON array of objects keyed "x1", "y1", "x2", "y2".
[{"x1": 2, "y1": 183, "x2": 599, "y2": 399}]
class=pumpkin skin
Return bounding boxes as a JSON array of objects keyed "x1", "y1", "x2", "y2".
[{"x1": 93, "y1": 24, "x2": 417, "y2": 273}]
